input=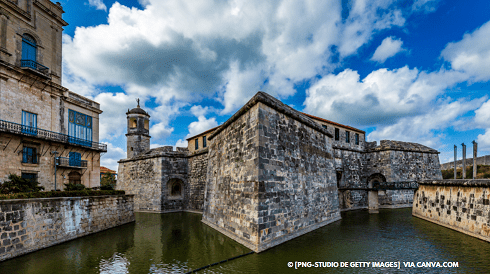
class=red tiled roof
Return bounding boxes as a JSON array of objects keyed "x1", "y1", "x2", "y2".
[
  {"x1": 186, "y1": 126, "x2": 219, "y2": 141},
  {"x1": 302, "y1": 113, "x2": 366, "y2": 134},
  {"x1": 100, "y1": 166, "x2": 116, "y2": 174}
]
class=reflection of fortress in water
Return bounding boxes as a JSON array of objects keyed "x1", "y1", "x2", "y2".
[{"x1": 117, "y1": 92, "x2": 442, "y2": 252}]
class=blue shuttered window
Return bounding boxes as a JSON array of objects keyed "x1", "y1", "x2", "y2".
[
  {"x1": 22, "y1": 111, "x2": 37, "y2": 135},
  {"x1": 22, "y1": 34, "x2": 37, "y2": 62},
  {"x1": 22, "y1": 147, "x2": 37, "y2": 164},
  {"x1": 69, "y1": 152, "x2": 82, "y2": 167},
  {"x1": 68, "y1": 110, "x2": 93, "y2": 146}
]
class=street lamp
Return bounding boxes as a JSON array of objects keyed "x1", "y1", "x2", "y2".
[{"x1": 52, "y1": 151, "x2": 59, "y2": 191}]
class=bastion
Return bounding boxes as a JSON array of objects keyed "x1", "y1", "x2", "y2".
[{"x1": 202, "y1": 92, "x2": 341, "y2": 252}]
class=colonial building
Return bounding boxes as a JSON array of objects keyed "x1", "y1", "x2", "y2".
[
  {"x1": 118, "y1": 91, "x2": 442, "y2": 252},
  {"x1": 0, "y1": 0, "x2": 107, "y2": 190}
]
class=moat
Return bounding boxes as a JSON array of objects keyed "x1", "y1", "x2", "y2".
[{"x1": 1, "y1": 208, "x2": 489, "y2": 274}]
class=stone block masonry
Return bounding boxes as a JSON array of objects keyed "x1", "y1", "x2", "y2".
[
  {"x1": 0, "y1": 195, "x2": 135, "y2": 261},
  {"x1": 413, "y1": 180, "x2": 490, "y2": 243},
  {"x1": 203, "y1": 92, "x2": 341, "y2": 253}
]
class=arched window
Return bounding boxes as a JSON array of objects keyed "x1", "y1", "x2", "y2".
[{"x1": 22, "y1": 34, "x2": 37, "y2": 62}]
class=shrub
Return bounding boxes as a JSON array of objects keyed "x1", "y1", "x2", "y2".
[
  {"x1": 0, "y1": 174, "x2": 44, "y2": 194},
  {"x1": 64, "y1": 183, "x2": 86, "y2": 191}
]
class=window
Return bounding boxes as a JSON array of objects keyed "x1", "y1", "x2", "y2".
[
  {"x1": 335, "y1": 128, "x2": 339, "y2": 141},
  {"x1": 21, "y1": 173, "x2": 37, "y2": 182},
  {"x1": 355, "y1": 133, "x2": 359, "y2": 145},
  {"x1": 22, "y1": 147, "x2": 37, "y2": 164},
  {"x1": 195, "y1": 138, "x2": 199, "y2": 150},
  {"x1": 68, "y1": 110, "x2": 92, "y2": 146},
  {"x1": 22, "y1": 111, "x2": 37, "y2": 135},
  {"x1": 69, "y1": 152, "x2": 82, "y2": 167},
  {"x1": 130, "y1": 118, "x2": 137, "y2": 128},
  {"x1": 144, "y1": 120, "x2": 149, "y2": 130},
  {"x1": 322, "y1": 125, "x2": 327, "y2": 129},
  {"x1": 22, "y1": 34, "x2": 37, "y2": 62},
  {"x1": 203, "y1": 136, "x2": 207, "y2": 148},
  {"x1": 346, "y1": 131, "x2": 350, "y2": 143}
]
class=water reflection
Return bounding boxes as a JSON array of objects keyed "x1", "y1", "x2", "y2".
[{"x1": 0, "y1": 209, "x2": 489, "y2": 273}]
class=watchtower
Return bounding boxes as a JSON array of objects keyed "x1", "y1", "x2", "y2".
[{"x1": 126, "y1": 99, "x2": 150, "y2": 158}]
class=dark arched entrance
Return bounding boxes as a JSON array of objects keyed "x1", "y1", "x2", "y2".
[
  {"x1": 167, "y1": 178, "x2": 184, "y2": 199},
  {"x1": 367, "y1": 173, "x2": 386, "y2": 188},
  {"x1": 68, "y1": 171, "x2": 81, "y2": 185},
  {"x1": 367, "y1": 173, "x2": 386, "y2": 214}
]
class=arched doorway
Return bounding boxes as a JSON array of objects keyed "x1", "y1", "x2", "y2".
[
  {"x1": 68, "y1": 171, "x2": 82, "y2": 185},
  {"x1": 167, "y1": 178, "x2": 184, "y2": 199},
  {"x1": 367, "y1": 173, "x2": 386, "y2": 214},
  {"x1": 367, "y1": 173, "x2": 386, "y2": 188}
]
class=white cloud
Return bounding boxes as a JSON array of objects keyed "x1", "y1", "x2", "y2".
[
  {"x1": 477, "y1": 129, "x2": 490, "y2": 152},
  {"x1": 371, "y1": 37, "x2": 404, "y2": 63},
  {"x1": 304, "y1": 66, "x2": 467, "y2": 127},
  {"x1": 101, "y1": 142, "x2": 126, "y2": 172},
  {"x1": 367, "y1": 98, "x2": 484, "y2": 147},
  {"x1": 338, "y1": 2, "x2": 405, "y2": 57},
  {"x1": 63, "y1": 0, "x2": 420, "y2": 117},
  {"x1": 187, "y1": 116, "x2": 218, "y2": 138},
  {"x1": 190, "y1": 105, "x2": 210, "y2": 117},
  {"x1": 474, "y1": 99, "x2": 490, "y2": 151},
  {"x1": 474, "y1": 99, "x2": 490, "y2": 128},
  {"x1": 94, "y1": 92, "x2": 135, "y2": 140},
  {"x1": 175, "y1": 139, "x2": 188, "y2": 148},
  {"x1": 441, "y1": 20, "x2": 490, "y2": 82},
  {"x1": 412, "y1": 0, "x2": 440, "y2": 13},
  {"x1": 88, "y1": 0, "x2": 107, "y2": 11}
]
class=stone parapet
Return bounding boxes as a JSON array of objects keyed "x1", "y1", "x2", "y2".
[
  {"x1": 0, "y1": 195, "x2": 135, "y2": 261},
  {"x1": 413, "y1": 180, "x2": 490, "y2": 243}
]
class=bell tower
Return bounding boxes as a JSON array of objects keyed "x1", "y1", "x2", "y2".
[{"x1": 126, "y1": 99, "x2": 151, "y2": 158}]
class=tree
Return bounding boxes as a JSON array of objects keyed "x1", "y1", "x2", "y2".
[{"x1": 100, "y1": 172, "x2": 116, "y2": 190}]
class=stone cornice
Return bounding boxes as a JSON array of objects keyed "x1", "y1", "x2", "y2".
[
  {"x1": 0, "y1": 0, "x2": 31, "y2": 21},
  {"x1": 33, "y1": 0, "x2": 67, "y2": 26},
  {"x1": 418, "y1": 179, "x2": 490, "y2": 187},
  {"x1": 208, "y1": 91, "x2": 334, "y2": 141}
]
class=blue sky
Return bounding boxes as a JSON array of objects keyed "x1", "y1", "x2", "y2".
[{"x1": 57, "y1": 0, "x2": 490, "y2": 171}]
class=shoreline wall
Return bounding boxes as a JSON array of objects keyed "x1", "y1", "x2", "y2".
[
  {"x1": 0, "y1": 195, "x2": 135, "y2": 262},
  {"x1": 413, "y1": 180, "x2": 490, "y2": 242}
]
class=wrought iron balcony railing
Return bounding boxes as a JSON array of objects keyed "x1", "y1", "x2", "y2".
[
  {"x1": 20, "y1": 59, "x2": 49, "y2": 74},
  {"x1": 57, "y1": 157, "x2": 88, "y2": 168},
  {"x1": 0, "y1": 119, "x2": 107, "y2": 152}
]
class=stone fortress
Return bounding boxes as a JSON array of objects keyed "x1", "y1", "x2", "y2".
[{"x1": 117, "y1": 91, "x2": 443, "y2": 252}]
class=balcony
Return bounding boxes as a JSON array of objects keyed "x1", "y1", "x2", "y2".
[
  {"x1": 0, "y1": 119, "x2": 107, "y2": 152},
  {"x1": 20, "y1": 59, "x2": 49, "y2": 76},
  {"x1": 57, "y1": 157, "x2": 87, "y2": 168}
]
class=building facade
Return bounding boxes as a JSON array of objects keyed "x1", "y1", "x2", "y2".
[{"x1": 0, "y1": 0, "x2": 106, "y2": 190}]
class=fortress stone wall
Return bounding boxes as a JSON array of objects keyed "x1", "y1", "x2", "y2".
[
  {"x1": 117, "y1": 91, "x2": 443, "y2": 252},
  {"x1": 413, "y1": 180, "x2": 490, "y2": 243},
  {"x1": 0, "y1": 195, "x2": 134, "y2": 262}
]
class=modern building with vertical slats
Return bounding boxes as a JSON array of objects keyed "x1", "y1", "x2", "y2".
[{"x1": 0, "y1": 0, "x2": 107, "y2": 190}]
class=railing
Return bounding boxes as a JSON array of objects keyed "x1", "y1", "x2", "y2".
[
  {"x1": 57, "y1": 157, "x2": 88, "y2": 168},
  {"x1": 20, "y1": 59, "x2": 49, "y2": 74},
  {"x1": 0, "y1": 119, "x2": 107, "y2": 152}
]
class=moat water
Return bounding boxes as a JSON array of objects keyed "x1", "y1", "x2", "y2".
[{"x1": 1, "y1": 208, "x2": 489, "y2": 274}]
